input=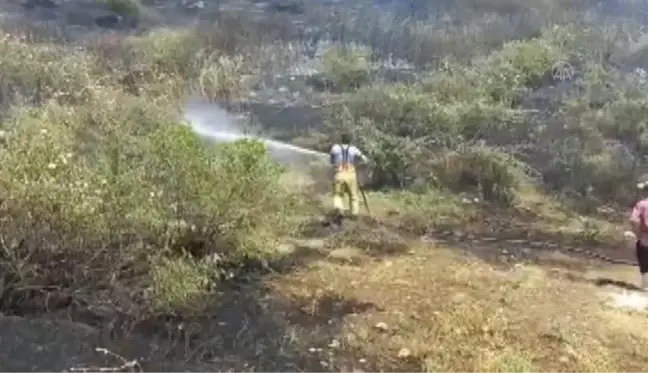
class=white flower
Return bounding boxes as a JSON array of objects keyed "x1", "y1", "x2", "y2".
[{"x1": 47, "y1": 163, "x2": 56, "y2": 169}]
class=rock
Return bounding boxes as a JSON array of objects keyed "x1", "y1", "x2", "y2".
[
  {"x1": 328, "y1": 339, "x2": 340, "y2": 348},
  {"x1": 373, "y1": 321, "x2": 388, "y2": 331},
  {"x1": 397, "y1": 347, "x2": 412, "y2": 358},
  {"x1": 275, "y1": 242, "x2": 295, "y2": 254}
]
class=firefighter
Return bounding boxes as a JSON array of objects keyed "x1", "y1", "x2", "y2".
[{"x1": 329, "y1": 132, "x2": 369, "y2": 222}]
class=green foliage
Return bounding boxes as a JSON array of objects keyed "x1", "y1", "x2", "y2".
[
  {"x1": 207, "y1": 139, "x2": 299, "y2": 259},
  {"x1": 599, "y1": 98, "x2": 648, "y2": 152},
  {"x1": 0, "y1": 24, "x2": 300, "y2": 318},
  {"x1": 479, "y1": 38, "x2": 565, "y2": 102},
  {"x1": 322, "y1": 46, "x2": 372, "y2": 91},
  {"x1": 321, "y1": 33, "x2": 609, "y2": 205},
  {"x1": 327, "y1": 61, "x2": 525, "y2": 192},
  {"x1": 150, "y1": 254, "x2": 214, "y2": 314},
  {"x1": 129, "y1": 28, "x2": 199, "y2": 76},
  {"x1": 422, "y1": 67, "x2": 485, "y2": 104},
  {"x1": 0, "y1": 93, "x2": 300, "y2": 314},
  {"x1": 0, "y1": 35, "x2": 98, "y2": 106},
  {"x1": 433, "y1": 145, "x2": 522, "y2": 204}
]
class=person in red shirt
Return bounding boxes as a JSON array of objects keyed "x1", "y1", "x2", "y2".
[{"x1": 629, "y1": 181, "x2": 648, "y2": 290}]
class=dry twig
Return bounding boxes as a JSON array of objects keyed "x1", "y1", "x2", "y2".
[{"x1": 68, "y1": 347, "x2": 143, "y2": 373}]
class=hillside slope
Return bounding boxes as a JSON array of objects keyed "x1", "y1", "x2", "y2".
[{"x1": 2, "y1": 0, "x2": 648, "y2": 371}]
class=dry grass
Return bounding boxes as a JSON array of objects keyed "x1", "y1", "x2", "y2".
[
  {"x1": 513, "y1": 187, "x2": 626, "y2": 244},
  {"x1": 274, "y1": 164, "x2": 642, "y2": 371},
  {"x1": 268, "y1": 241, "x2": 648, "y2": 372},
  {"x1": 355, "y1": 185, "x2": 626, "y2": 248}
]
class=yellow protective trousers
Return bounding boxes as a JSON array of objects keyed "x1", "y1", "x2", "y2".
[{"x1": 333, "y1": 167, "x2": 360, "y2": 216}]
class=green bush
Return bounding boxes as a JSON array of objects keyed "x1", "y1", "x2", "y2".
[
  {"x1": 127, "y1": 28, "x2": 204, "y2": 77},
  {"x1": 0, "y1": 25, "x2": 307, "y2": 318},
  {"x1": 150, "y1": 254, "x2": 214, "y2": 314},
  {"x1": 0, "y1": 92, "x2": 301, "y2": 315},
  {"x1": 474, "y1": 38, "x2": 566, "y2": 104},
  {"x1": 317, "y1": 35, "x2": 573, "y2": 201},
  {"x1": 325, "y1": 78, "x2": 524, "y2": 192},
  {"x1": 534, "y1": 95, "x2": 646, "y2": 203},
  {"x1": 0, "y1": 34, "x2": 99, "y2": 106},
  {"x1": 322, "y1": 46, "x2": 372, "y2": 91},
  {"x1": 433, "y1": 145, "x2": 522, "y2": 204}
]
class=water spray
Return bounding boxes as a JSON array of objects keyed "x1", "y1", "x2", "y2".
[{"x1": 182, "y1": 101, "x2": 328, "y2": 168}]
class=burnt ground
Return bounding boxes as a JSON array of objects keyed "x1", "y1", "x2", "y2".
[
  {"x1": 0, "y1": 204, "x2": 640, "y2": 372},
  {"x1": 0, "y1": 214, "x2": 408, "y2": 372}
]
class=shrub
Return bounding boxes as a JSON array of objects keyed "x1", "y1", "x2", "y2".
[
  {"x1": 196, "y1": 54, "x2": 246, "y2": 101},
  {"x1": 317, "y1": 35, "x2": 579, "y2": 204},
  {"x1": 122, "y1": 28, "x2": 247, "y2": 100},
  {"x1": 150, "y1": 254, "x2": 214, "y2": 314},
  {"x1": 0, "y1": 93, "x2": 301, "y2": 316},
  {"x1": 433, "y1": 145, "x2": 522, "y2": 204},
  {"x1": 0, "y1": 22, "x2": 313, "y2": 317},
  {"x1": 322, "y1": 45, "x2": 372, "y2": 91},
  {"x1": 325, "y1": 78, "x2": 524, "y2": 191},
  {"x1": 127, "y1": 28, "x2": 200, "y2": 77},
  {"x1": 0, "y1": 33, "x2": 99, "y2": 107},
  {"x1": 475, "y1": 37, "x2": 566, "y2": 103}
]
